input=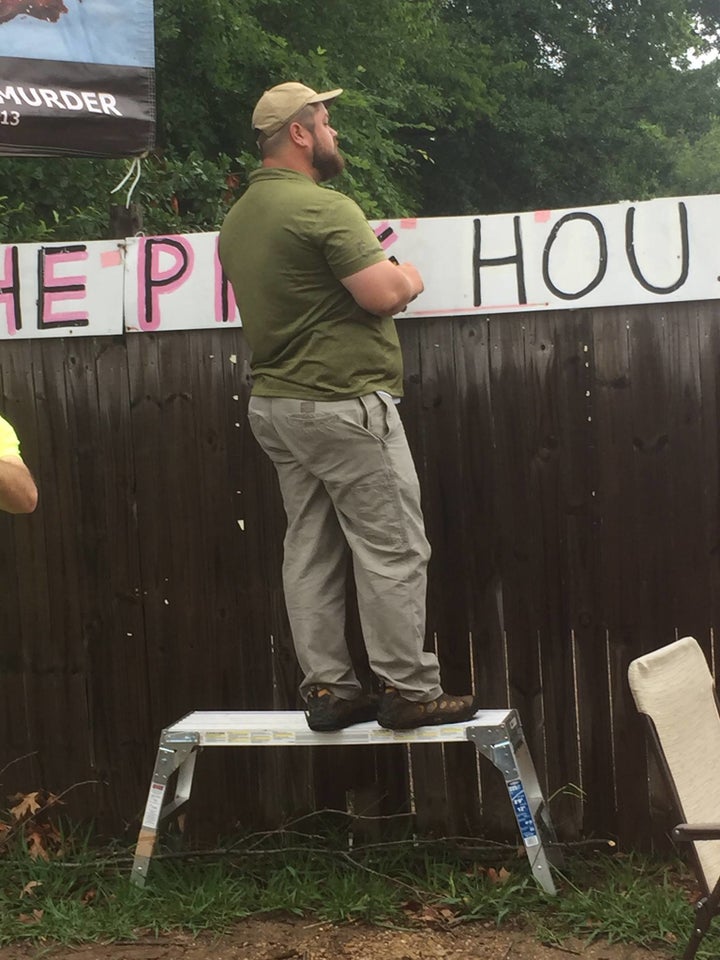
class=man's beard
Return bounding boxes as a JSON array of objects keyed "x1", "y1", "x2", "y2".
[{"x1": 311, "y1": 135, "x2": 345, "y2": 182}]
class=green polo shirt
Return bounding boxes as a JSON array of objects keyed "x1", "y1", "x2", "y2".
[{"x1": 218, "y1": 167, "x2": 404, "y2": 399}]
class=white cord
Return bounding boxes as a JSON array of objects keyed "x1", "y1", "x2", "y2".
[{"x1": 110, "y1": 156, "x2": 143, "y2": 207}]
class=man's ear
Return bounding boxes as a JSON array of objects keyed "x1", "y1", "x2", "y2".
[{"x1": 288, "y1": 120, "x2": 313, "y2": 148}]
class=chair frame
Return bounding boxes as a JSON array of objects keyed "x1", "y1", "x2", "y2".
[{"x1": 639, "y1": 682, "x2": 720, "y2": 960}]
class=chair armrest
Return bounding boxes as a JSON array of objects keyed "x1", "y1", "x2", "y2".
[{"x1": 673, "y1": 823, "x2": 720, "y2": 842}]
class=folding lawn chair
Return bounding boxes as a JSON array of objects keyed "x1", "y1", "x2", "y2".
[{"x1": 628, "y1": 636, "x2": 720, "y2": 960}]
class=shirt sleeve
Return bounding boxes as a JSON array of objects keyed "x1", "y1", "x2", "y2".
[
  {"x1": 317, "y1": 193, "x2": 387, "y2": 280},
  {"x1": 0, "y1": 416, "x2": 21, "y2": 458}
]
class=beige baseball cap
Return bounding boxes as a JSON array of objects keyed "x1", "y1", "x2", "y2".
[{"x1": 252, "y1": 82, "x2": 343, "y2": 138}]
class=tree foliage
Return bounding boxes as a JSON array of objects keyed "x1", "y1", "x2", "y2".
[
  {"x1": 421, "y1": 0, "x2": 720, "y2": 214},
  {"x1": 0, "y1": 0, "x2": 718, "y2": 241}
]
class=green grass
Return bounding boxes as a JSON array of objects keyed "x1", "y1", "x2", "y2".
[{"x1": 0, "y1": 824, "x2": 713, "y2": 958}]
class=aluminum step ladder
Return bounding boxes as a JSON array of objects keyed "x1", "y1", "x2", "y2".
[{"x1": 131, "y1": 708, "x2": 562, "y2": 894}]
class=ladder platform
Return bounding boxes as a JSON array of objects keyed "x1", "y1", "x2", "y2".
[
  {"x1": 132, "y1": 707, "x2": 563, "y2": 896},
  {"x1": 164, "y1": 709, "x2": 515, "y2": 747}
]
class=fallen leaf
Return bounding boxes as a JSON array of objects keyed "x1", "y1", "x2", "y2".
[
  {"x1": 9, "y1": 792, "x2": 41, "y2": 820},
  {"x1": 27, "y1": 831, "x2": 50, "y2": 861},
  {"x1": 20, "y1": 880, "x2": 42, "y2": 898},
  {"x1": 17, "y1": 909, "x2": 43, "y2": 924}
]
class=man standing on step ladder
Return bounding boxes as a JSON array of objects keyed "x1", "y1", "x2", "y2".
[{"x1": 219, "y1": 82, "x2": 479, "y2": 733}]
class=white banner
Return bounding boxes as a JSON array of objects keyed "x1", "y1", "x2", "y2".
[
  {"x1": 123, "y1": 232, "x2": 239, "y2": 333},
  {"x1": 0, "y1": 194, "x2": 715, "y2": 339},
  {"x1": 0, "y1": 238, "x2": 123, "y2": 339},
  {"x1": 383, "y1": 195, "x2": 703, "y2": 317}
]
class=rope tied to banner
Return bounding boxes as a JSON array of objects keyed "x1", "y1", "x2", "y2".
[{"x1": 110, "y1": 156, "x2": 144, "y2": 208}]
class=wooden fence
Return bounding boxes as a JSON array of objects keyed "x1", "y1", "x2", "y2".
[{"x1": 1, "y1": 299, "x2": 718, "y2": 849}]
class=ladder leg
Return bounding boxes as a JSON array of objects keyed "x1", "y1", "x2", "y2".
[
  {"x1": 467, "y1": 710, "x2": 562, "y2": 896},
  {"x1": 511, "y1": 734, "x2": 563, "y2": 866},
  {"x1": 131, "y1": 735, "x2": 199, "y2": 886}
]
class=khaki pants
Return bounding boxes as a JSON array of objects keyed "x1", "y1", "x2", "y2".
[{"x1": 248, "y1": 393, "x2": 442, "y2": 702}]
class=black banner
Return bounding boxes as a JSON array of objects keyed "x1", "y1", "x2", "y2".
[{"x1": 0, "y1": 0, "x2": 155, "y2": 157}]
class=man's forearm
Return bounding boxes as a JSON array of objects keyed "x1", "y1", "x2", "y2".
[
  {"x1": 0, "y1": 457, "x2": 38, "y2": 514},
  {"x1": 394, "y1": 262, "x2": 424, "y2": 307},
  {"x1": 341, "y1": 259, "x2": 425, "y2": 316}
]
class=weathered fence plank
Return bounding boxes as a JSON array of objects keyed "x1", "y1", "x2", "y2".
[{"x1": 1, "y1": 301, "x2": 717, "y2": 846}]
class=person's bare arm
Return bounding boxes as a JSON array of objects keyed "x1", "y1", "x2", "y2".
[
  {"x1": 0, "y1": 455, "x2": 38, "y2": 514},
  {"x1": 341, "y1": 260, "x2": 424, "y2": 316}
]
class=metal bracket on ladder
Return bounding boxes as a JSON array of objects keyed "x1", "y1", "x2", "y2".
[
  {"x1": 131, "y1": 709, "x2": 562, "y2": 895},
  {"x1": 466, "y1": 711, "x2": 563, "y2": 895},
  {"x1": 131, "y1": 732, "x2": 200, "y2": 887}
]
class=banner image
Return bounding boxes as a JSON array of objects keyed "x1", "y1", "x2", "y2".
[{"x1": 0, "y1": 0, "x2": 155, "y2": 157}]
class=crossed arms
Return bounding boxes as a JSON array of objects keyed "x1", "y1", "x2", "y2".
[{"x1": 341, "y1": 259, "x2": 424, "y2": 316}]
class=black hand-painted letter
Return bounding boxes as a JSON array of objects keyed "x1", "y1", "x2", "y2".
[
  {"x1": 626, "y1": 202, "x2": 689, "y2": 294},
  {"x1": 473, "y1": 216, "x2": 527, "y2": 307},
  {"x1": 542, "y1": 213, "x2": 608, "y2": 300},
  {"x1": 37, "y1": 244, "x2": 89, "y2": 329},
  {"x1": 0, "y1": 245, "x2": 21, "y2": 333}
]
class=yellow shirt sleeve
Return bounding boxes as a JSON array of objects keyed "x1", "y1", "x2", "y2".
[{"x1": 0, "y1": 416, "x2": 21, "y2": 459}]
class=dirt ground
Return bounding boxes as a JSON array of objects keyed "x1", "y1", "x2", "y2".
[{"x1": 0, "y1": 917, "x2": 674, "y2": 960}]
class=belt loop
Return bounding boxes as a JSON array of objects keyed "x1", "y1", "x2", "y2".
[{"x1": 358, "y1": 395, "x2": 370, "y2": 430}]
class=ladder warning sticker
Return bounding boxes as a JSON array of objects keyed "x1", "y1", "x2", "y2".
[
  {"x1": 507, "y1": 779, "x2": 539, "y2": 847},
  {"x1": 426, "y1": 726, "x2": 459, "y2": 737},
  {"x1": 250, "y1": 732, "x2": 273, "y2": 744},
  {"x1": 227, "y1": 731, "x2": 251, "y2": 744},
  {"x1": 141, "y1": 782, "x2": 165, "y2": 829},
  {"x1": 272, "y1": 732, "x2": 296, "y2": 743}
]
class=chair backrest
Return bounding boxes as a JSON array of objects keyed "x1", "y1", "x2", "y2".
[{"x1": 628, "y1": 636, "x2": 720, "y2": 894}]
